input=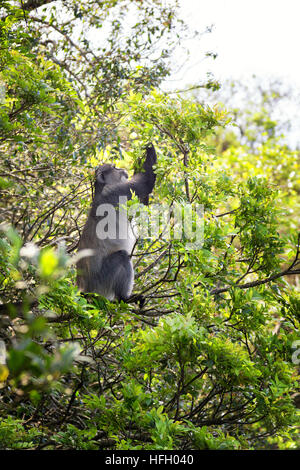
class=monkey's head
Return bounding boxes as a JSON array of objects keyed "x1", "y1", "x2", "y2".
[{"x1": 95, "y1": 164, "x2": 128, "y2": 186}]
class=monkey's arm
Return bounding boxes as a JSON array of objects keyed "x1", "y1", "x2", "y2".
[{"x1": 129, "y1": 144, "x2": 157, "y2": 205}]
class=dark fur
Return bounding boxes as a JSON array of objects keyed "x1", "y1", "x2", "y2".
[{"x1": 76, "y1": 144, "x2": 157, "y2": 301}]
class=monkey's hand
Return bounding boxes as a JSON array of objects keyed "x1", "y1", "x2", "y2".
[
  {"x1": 130, "y1": 143, "x2": 157, "y2": 205},
  {"x1": 144, "y1": 143, "x2": 157, "y2": 170}
]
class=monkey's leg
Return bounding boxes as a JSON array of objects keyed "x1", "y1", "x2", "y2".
[{"x1": 101, "y1": 250, "x2": 134, "y2": 302}]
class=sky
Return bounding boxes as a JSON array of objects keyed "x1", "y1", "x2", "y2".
[{"x1": 164, "y1": 0, "x2": 300, "y2": 90}]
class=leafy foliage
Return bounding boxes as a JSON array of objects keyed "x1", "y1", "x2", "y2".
[{"x1": 0, "y1": 0, "x2": 299, "y2": 451}]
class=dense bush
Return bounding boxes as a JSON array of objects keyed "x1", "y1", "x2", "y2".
[{"x1": 0, "y1": 1, "x2": 299, "y2": 450}]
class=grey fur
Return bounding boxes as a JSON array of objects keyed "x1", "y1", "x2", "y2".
[{"x1": 76, "y1": 144, "x2": 157, "y2": 301}]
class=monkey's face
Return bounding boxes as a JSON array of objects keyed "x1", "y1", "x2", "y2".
[{"x1": 96, "y1": 164, "x2": 128, "y2": 186}]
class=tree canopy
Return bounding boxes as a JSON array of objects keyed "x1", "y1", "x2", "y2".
[{"x1": 0, "y1": 0, "x2": 299, "y2": 450}]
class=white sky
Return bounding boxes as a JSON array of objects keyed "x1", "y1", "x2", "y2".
[{"x1": 164, "y1": 0, "x2": 300, "y2": 89}]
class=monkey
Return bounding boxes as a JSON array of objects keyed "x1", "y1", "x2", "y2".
[{"x1": 76, "y1": 143, "x2": 157, "y2": 302}]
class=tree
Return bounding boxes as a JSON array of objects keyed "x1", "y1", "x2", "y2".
[{"x1": 0, "y1": 2, "x2": 299, "y2": 451}]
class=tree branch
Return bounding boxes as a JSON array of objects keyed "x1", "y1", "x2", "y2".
[
  {"x1": 211, "y1": 268, "x2": 300, "y2": 295},
  {"x1": 21, "y1": 0, "x2": 55, "y2": 12}
]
